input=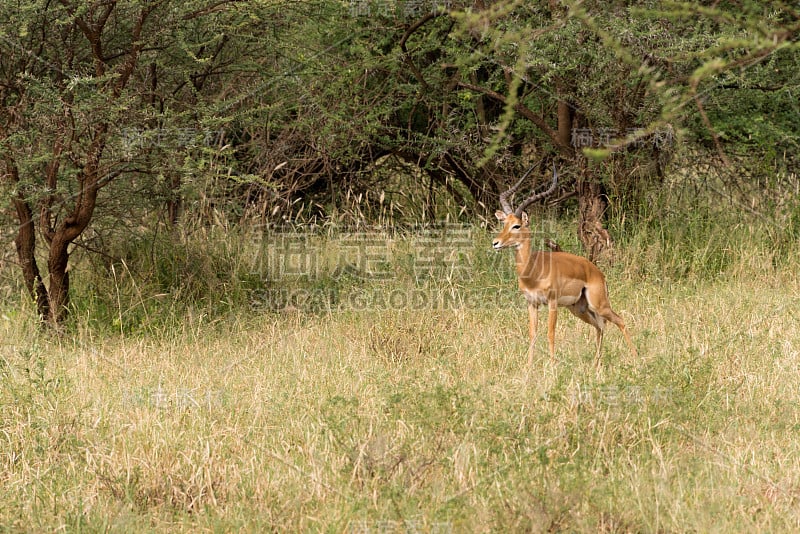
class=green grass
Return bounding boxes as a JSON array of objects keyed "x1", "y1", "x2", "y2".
[{"x1": 1, "y1": 219, "x2": 799, "y2": 532}]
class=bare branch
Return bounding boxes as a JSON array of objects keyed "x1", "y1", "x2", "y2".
[
  {"x1": 400, "y1": 11, "x2": 447, "y2": 90},
  {"x1": 457, "y1": 81, "x2": 573, "y2": 155},
  {"x1": 181, "y1": 0, "x2": 241, "y2": 20}
]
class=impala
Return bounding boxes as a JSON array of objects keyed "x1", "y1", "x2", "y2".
[{"x1": 493, "y1": 164, "x2": 637, "y2": 366}]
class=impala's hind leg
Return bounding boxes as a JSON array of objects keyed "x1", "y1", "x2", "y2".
[
  {"x1": 585, "y1": 285, "x2": 637, "y2": 360},
  {"x1": 603, "y1": 309, "x2": 637, "y2": 358},
  {"x1": 591, "y1": 312, "x2": 607, "y2": 368},
  {"x1": 567, "y1": 289, "x2": 606, "y2": 366}
]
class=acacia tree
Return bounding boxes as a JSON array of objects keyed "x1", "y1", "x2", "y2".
[
  {"x1": 292, "y1": 1, "x2": 797, "y2": 255},
  {"x1": 239, "y1": 2, "x2": 670, "y2": 249},
  {"x1": 0, "y1": 0, "x2": 245, "y2": 325}
]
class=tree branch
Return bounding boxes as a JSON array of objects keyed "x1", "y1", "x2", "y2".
[
  {"x1": 181, "y1": 0, "x2": 241, "y2": 20},
  {"x1": 399, "y1": 11, "x2": 447, "y2": 91},
  {"x1": 457, "y1": 81, "x2": 573, "y2": 155}
]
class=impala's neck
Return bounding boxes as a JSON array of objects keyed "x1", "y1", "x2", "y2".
[{"x1": 513, "y1": 232, "x2": 538, "y2": 277}]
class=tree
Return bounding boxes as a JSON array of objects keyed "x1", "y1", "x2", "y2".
[
  {"x1": 0, "y1": 0, "x2": 244, "y2": 325},
  {"x1": 441, "y1": 0, "x2": 799, "y2": 257}
]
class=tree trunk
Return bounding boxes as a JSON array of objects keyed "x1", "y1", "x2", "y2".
[
  {"x1": 556, "y1": 82, "x2": 613, "y2": 262},
  {"x1": 47, "y1": 235, "x2": 72, "y2": 325},
  {"x1": 556, "y1": 93, "x2": 572, "y2": 149},
  {"x1": 3, "y1": 155, "x2": 50, "y2": 321},
  {"x1": 12, "y1": 197, "x2": 50, "y2": 321},
  {"x1": 577, "y1": 168, "x2": 612, "y2": 263},
  {"x1": 167, "y1": 174, "x2": 182, "y2": 226}
]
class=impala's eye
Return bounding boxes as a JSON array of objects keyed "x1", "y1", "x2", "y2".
[{"x1": 511, "y1": 224, "x2": 521, "y2": 230}]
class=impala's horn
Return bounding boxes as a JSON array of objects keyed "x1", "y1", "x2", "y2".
[
  {"x1": 499, "y1": 160, "x2": 540, "y2": 214},
  {"x1": 512, "y1": 163, "x2": 558, "y2": 218}
]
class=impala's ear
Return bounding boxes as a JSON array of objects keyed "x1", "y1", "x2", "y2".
[
  {"x1": 495, "y1": 210, "x2": 507, "y2": 221},
  {"x1": 521, "y1": 212, "x2": 529, "y2": 225}
]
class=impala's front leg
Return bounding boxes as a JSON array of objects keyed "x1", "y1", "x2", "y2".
[
  {"x1": 547, "y1": 299, "x2": 558, "y2": 362},
  {"x1": 527, "y1": 302, "x2": 538, "y2": 366}
]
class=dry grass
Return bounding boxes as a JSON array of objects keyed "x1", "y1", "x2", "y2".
[{"x1": 1, "y1": 224, "x2": 800, "y2": 532}]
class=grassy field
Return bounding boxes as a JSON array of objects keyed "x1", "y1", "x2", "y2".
[{"x1": 1, "y1": 219, "x2": 799, "y2": 532}]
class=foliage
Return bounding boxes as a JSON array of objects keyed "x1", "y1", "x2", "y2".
[{"x1": 3, "y1": 1, "x2": 799, "y2": 271}]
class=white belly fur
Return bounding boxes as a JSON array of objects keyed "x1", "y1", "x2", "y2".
[{"x1": 523, "y1": 289, "x2": 581, "y2": 307}]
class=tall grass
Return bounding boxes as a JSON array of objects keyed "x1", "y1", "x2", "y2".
[{"x1": 1, "y1": 190, "x2": 799, "y2": 531}]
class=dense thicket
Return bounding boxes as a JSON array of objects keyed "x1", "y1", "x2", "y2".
[{"x1": 1, "y1": 0, "x2": 798, "y2": 324}]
